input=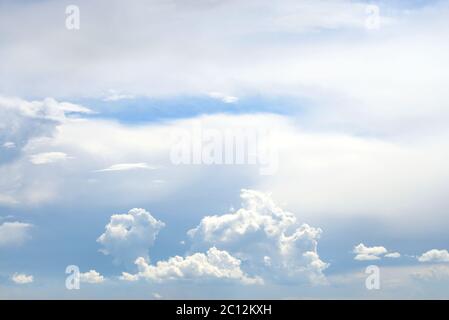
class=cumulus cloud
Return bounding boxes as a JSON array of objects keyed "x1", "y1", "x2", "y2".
[
  {"x1": 353, "y1": 244, "x2": 402, "y2": 260},
  {"x1": 80, "y1": 270, "x2": 105, "y2": 284},
  {"x1": 121, "y1": 247, "x2": 262, "y2": 285},
  {"x1": 29, "y1": 152, "x2": 69, "y2": 165},
  {"x1": 188, "y1": 189, "x2": 328, "y2": 284},
  {"x1": 353, "y1": 243, "x2": 388, "y2": 261},
  {"x1": 95, "y1": 163, "x2": 156, "y2": 172},
  {"x1": 11, "y1": 273, "x2": 33, "y2": 284},
  {"x1": 0, "y1": 221, "x2": 32, "y2": 247},
  {"x1": 418, "y1": 249, "x2": 449, "y2": 263},
  {"x1": 97, "y1": 208, "x2": 165, "y2": 264}
]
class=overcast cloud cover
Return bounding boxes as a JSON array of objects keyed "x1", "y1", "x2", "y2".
[{"x1": 0, "y1": 0, "x2": 449, "y2": 299}]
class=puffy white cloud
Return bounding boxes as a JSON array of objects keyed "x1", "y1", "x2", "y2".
[
  {"x1": 121, "y1": 247, "x2": 262, "y2": 285},
  {"x1": 11, "y1": 273, "x2": 33, "y2": 284},
  {"x1": 80, "y1": 270, "x2": 105, "y2": 284},
  {"x1": 418, "y1": 249, "x2": 449, "y2": 263},
  {"x1": 352, "y1": 244, "x2": 405, "y2": 260},
  {"x1": 2, "y1": 95, "x2": 449, "y2": 239},
  {"x1": 353, "y1": 243, "x2": 388, "y2": 261},
  {"x1": 97, "y1": 208, "x2": 165, "y2": 264},
  {"x1": 119, "y1": 272, "x2": 139, "y2": 282},
  {"x1": 95, "y1": 163, "x2": 156, "y2": 172},
  {"x1": 29, "y1": 152, "x2": 69, "y2": 165},
  {"x1": 0, "y1": 221, "x2": 32, "y2": 247},
  {"x1": 188, "y1": 189, "x2": 328, "y2": 284}
]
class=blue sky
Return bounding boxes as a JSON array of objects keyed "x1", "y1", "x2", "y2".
[{"x1": 1, "y1": 0, "x2": 449, "y2": 299}]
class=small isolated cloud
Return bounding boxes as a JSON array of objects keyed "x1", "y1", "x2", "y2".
[
  {"x1": 385, "y1": 252, "x2": 401, "y2": 259},
  {"x1": 188, "y1": 189, "x2": 328, "y2": 284},
  {"x1": 2, "y1": 142, "x2": 15, "y2": 149},
  {"x1": 80, "y1": 270, "x2": 105, "y2": 284},
  {"x1": 121, "y1": 247, "x2": 263, "y2": 285},
  {"x1": 29, "y1": 152, "x2": 69, "y2": 165},
  {"x1": 208, "y1": 92, "x2": 239, "y2": 104},
  {"x1": 353, "y1": 243, "x2": 388, "y2": 261},
  {"x1": 97, "y1": 208, "x2": 165, "y2": 264},
  {"x1": 418, "y1": 249, "x2": 449, "y2": 263},
  {"x1": 95, "y1": 163, "x2": 156, "y2": 172},
  {"x1": 11, "y1": 273, "x2": 33, "y2": 284},
  {"x1": 0, "y1": 221, "x2": 32, "y2": 247}
]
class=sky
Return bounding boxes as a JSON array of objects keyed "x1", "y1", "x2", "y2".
[{"x1": 0, "y1": 0, "x2": 449, "y2": 299}]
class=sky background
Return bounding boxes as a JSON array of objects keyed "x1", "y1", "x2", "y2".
[{"x1": 0, "y1": 0, "x2": 449, "y2": 299}]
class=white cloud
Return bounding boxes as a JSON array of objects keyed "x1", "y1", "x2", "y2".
[
  {"x1": 208, "y1": 92, "x2": 239, "y2": 104},
  {"x1": 121, "y1": 247, "x2": 263, "y2": 285},
  {"x1": 97, "y1": 208, "x2": 165, "y2": 264},
  {"x1": 353, "y1": 243, "x2": 388, "y2": 261},
  {"x1": 80, "y1": 270, "x2": 105, "y2": 284},
  {"x1": 2, "y1": 100, "x2": 449, "y2": 238},
  {"x1": 3, "y1": 142, "x2": 15, "y2": 149},
  {"x1": 95, "y1": 163, "x2": 156, "y2": 172},
  {"x1": 385, "y1": 252, "x2": 401, "y2": 259},
  {"x1": 0, "y1": 96, "x2": 62, "y2": 163},
  {"x1": 0, "y1": 0, "x2": 382, "y2": 98},
  {"x1": 2, "y1": 0, "x2": 449, "y2": 140},
  {"x1": 29, "y1": 152, "x2": 69, "y2": 165},
  {"x1": 43, "y1": 98, "x2": 94, "y2": 115},
  {"x1": 188, "y1": 189, "x2": 328, "y2": 284},
  {"x1": 0, "y1": 95, "x2": 91, "y2": 123},
  {"x1": 11, "y1": 273, "x2": 33, "y2": 284},
  {"x1": 0, "y1": 221, "x2": 32, "y2": 247},
  {"x1": 418, "y1": 249, "x2": 449, "y2": 263},
  {"x1": 353, "y1": 254, "x2": 381, "y2": 261},
  {"x1": 119, "y1": 272, "x2": 139, "y2": 282}
]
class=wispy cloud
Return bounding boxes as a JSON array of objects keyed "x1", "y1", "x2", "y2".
[{"x1": 95, "y1": 163, "x2": 157, "y2": 172}]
